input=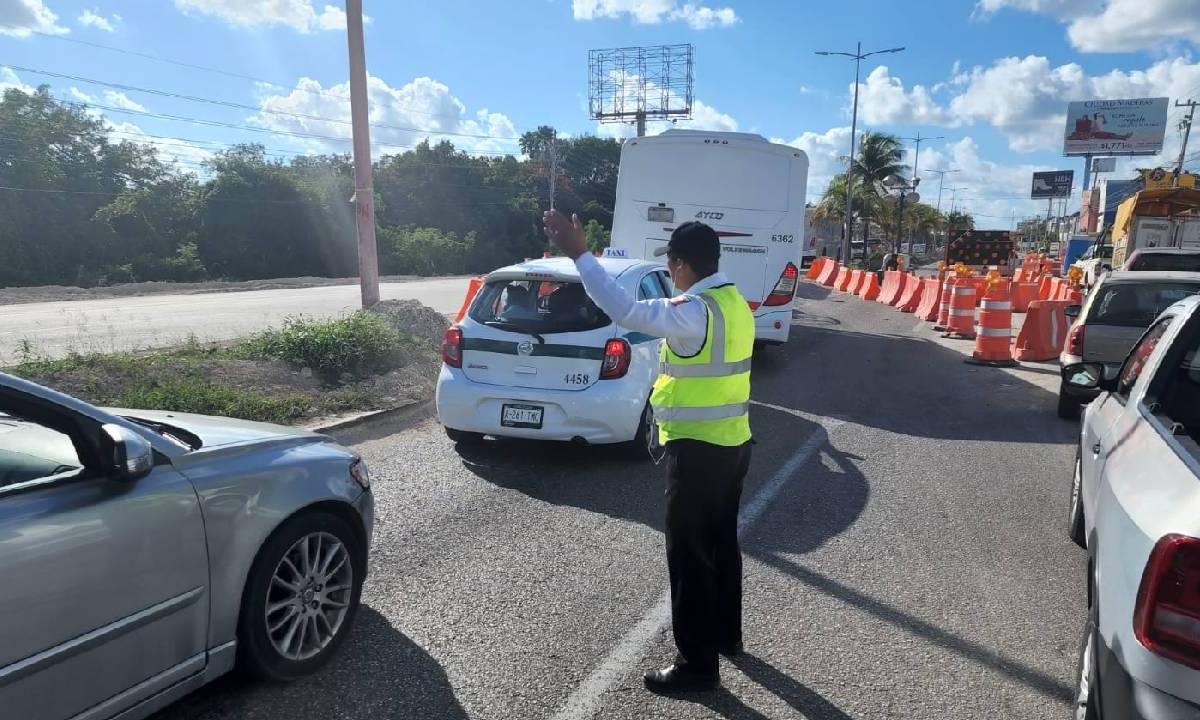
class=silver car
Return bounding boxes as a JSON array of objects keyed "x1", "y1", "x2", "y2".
[
  {"x1": 1058, "y1": 270, "x2": 1200, "y2": 418},
  {"x1": 0, "y1": 372, "x2": 374, "y2": 720}
]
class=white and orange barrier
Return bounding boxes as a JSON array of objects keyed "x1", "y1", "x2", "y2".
[
  {"x1": 896, "y1": 275, "x2": 924, "y2": 312},
  {"x1": 818, "y1": 260, "x2": 841, "y2": 286},
  {"x1": 944, "y1": 277, "x2": 977, "y2": 339},
  {"x1": 915, "y1": 279, "x2": 943, "y2": 320},
  {"x1": 835, "y1": 267, "x2": 853, "y2": 291},
  {"x1": 857, "y1": 272, "x2": 882, "y2": 301},
  {"x1": 1014, "y1": 300, "x2": 1072, "y2": 361},
  {"x1": 968, "y1": 280, "x2": 1017, "y2": 366}
]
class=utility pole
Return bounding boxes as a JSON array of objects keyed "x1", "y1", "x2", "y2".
[
  {"x1": 929, "y1": 168, "x2": 960, "y2": 214},
  {"x1": 636, "y1": 110, "x2": 647, "y2": 138},
  {"x1": 345, "y1": 0, "x2": 378, "y2": 308},
  {"x1": 898, "y1": 131, "x2": 944, "y2": 183},
  {"x1": 1175, "y1": 99, "x2": 1197, "y2": 184},
  {"x1": 816, "y1": 42, "x2": 905, "y2": 265}
]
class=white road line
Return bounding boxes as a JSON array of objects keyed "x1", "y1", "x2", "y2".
[{"x1": 548, "y1": 409, "x2": 843, "y2": 720}]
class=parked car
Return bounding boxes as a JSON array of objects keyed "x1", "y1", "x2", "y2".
[
  {"x1": 1123, "y1": 247, "x2": 1200, "y2": 273},
  {"x1": 0, "y1": 373, "x2": 374, "y2": 720},
  {"x1": 1061, "y1": 294, "x2": 1200, "y2": 718},
  {"x1": 436, "y1": 256, "x2": 665, "y2": 457},
  {"x1": 1058, "y1": 271, "x2": 1200, "y2": 418}
]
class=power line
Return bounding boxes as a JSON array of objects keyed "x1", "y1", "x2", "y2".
[{"x1": 4, "y1": 64, "x2": 524, "y2": 143}]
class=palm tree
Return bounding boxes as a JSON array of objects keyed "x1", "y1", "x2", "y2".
[
  {"x1": 946, "y1": 209, "x2": 975, "y2": 237},
  {"x1": 846, "y1": 131, "x2": 907, "y2": 245}
]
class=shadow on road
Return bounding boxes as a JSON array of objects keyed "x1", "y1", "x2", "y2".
[
  {"x1": 730, "y1": 653, "x2": 854, "y2": 720},
  {"x1": 756, "y1": 552, "x2": 1074, "y2": 704},
  {"x1": 150, "y1": 608, "x2": 466, "y2": 720}
]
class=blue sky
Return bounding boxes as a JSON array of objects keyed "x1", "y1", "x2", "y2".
[{"x1": 2, "y1": 0, "x2": 1199, "y2": 229}]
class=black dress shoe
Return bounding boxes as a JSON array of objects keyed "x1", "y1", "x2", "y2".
[
  {"x1": 643, "y1": 664, "x2": 719, "y2": 693},
  {"x1": 718, "y1": 641, "x2": 744, "y2": 658}
]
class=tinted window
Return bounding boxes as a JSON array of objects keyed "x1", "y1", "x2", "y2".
[
  {"x1": 1156, "y1": 318, "x2": 1200, "y2": 444},
  {"x1": 470, "y1": 279, "x2": 610, "y2": 333},
  {"x1": 1128, "y1": 254, "x2": 1200, "y2": 273},
  {"x1": 1087, "y1": 283, "x2": 1200, "y2": 328},
  {"x1": 0, "y1": 413, "x2": 82, "y2": 489},
  {"x1": 1118, "y1": 319, "x2": 1173, "y2": 397}
]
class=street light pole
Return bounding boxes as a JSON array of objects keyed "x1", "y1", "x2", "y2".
[
  {"x1": 816, "y1": 43, "x2": 905, "y2": 265},
  {"x1": 898, "y1": 132, "x2": 944, "y2": 183},
  {"x1": 345, "y1": 0, "x2": 378, "y2": 309}
]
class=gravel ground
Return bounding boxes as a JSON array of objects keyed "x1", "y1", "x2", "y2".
[{"x1": 152, "y1": 279, "x2": 1084, "y2": 720}]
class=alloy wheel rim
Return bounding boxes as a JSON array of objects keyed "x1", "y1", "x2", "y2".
[
  {"x1": 1074, "y1": 626, "x2": 1094, "y2": 719},
  {"x1": 1071, "y1": 460, "x2": 1082, "y2": 519},
  {"x1": 265, "y1": 531, "x2": 354, "y2": 661}
]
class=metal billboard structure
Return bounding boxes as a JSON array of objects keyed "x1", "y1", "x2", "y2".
[
  {"x1": 588, "y1": 45, "x2": 694, "y2": 137},
  {"x1": 1031, "y1": 170, "x2": 1075, "y2": 199}
]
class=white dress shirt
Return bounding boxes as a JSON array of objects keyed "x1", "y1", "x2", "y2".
[{"x1": 573, "y1": 252, "x2": 733, "y2": 357}]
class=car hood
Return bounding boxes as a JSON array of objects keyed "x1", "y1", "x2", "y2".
[{"x1": 105, "y1": 408, "x2": 324, "y2": 450}]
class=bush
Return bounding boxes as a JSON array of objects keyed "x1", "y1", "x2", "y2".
[
  {"x1": 239, "y1": 311, "x2": 407, "y2": 383},
  {"x1": 120, "y1": 376, "x2": 316, "y2": 424},
  {"x1": 379, "y1": 226, "x2": 475, "y2": 276}
]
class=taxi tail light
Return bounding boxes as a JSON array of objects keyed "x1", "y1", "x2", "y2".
[
  {"x1": 1066, "y1": 324, "x2": 1085, "y2": 357},
  {"x1": 442, "y1": 327, "x2": 463, "y2": 368},
  {"x1": 1134, "y1": 534, "x2": 1200, "y2": 670},
  {"x1": 599, "y1": 338, "x2": 631, "y2": 380},
  {"x1": 763, "y1": 263, "x2": 799, "y2": 307}
]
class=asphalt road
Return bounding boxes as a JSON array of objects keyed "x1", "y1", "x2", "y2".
[
  {"x1": 152, "y1": 280, "x2": 1084, "y2": 720},
  {"x1": 0, "y1": 278, "x2": 470, "y2": 363}
]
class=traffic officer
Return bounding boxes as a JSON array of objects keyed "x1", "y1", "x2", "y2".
[{"x1": 542, "y1": 211, "x2": 754, "y2": 693}]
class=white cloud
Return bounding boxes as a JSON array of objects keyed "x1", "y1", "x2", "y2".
[
  {"x1": 251, "y1": 75, "x2": 521, "y2": 157},
  {"x1": 849, "y1": 55, "x2": 1200, "y2": 154},
  {"x1": 572, "y1": 0, "x2": 738, "y2": 28},
  {"x1": 102, "y1": 90, "x2": 145, "y2": 112},
  {"x1": 975, "y1": 0, "x2": 1199, "y2": 52},
  {"x1": 0, "y1": 0, "x2": 69, "y2": 37},
  {"x1": 596, "y1": 99, "x2": 739, "y2": 139},
  {"x1": 772, "y1": 126, "x2": 852, "y2": 200},
  {"x1": 77, "y1": 7, "x2": 117, "y2": 32},
  {"x1": 172, "y1": 0, "x2": 353, "y2": 33},
  {"x1": 68, "y1": 86, "x2": 94, "y2": 102},
  {"x1": 105, "y1": 120, "x2": 216, "y2": 167},
  {"x1": 857, "y1": 66, "x2": 952, "y2": 126},
  {"x1": 1, "y1": 67, "x2": 33, "y2": 93}
]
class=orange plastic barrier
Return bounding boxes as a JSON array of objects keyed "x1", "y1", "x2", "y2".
[
  {"x1": 817, "y1": 259, "x2": 840, "y2": 286},
  {"x1": 1048, "y1": 277, "x2": 1065, "y2": 301},
  {"x1": 454, "y1": 276, "x2": 484, "y2": 323},
  {"x1": 857, "y1": 271, "x2": 881, "y2": 301},
  {"x1": 848, "y1": 270, "x2": 866, "y2": 294},
  {"x1": 876, "y1": 270, "x2": 902, "y2": 305},
  {"x1": 1063, "y1": 287, "x2": 1083, "y2": 304},
  {"x1": 915, "y1": 279, "x2": 943, "y2": 321},
  {"x1": 1014, "y1": 300, "x2": 1072, "y2": 361},
  {"x1": 934, "y1": 278, "x2": 955, "y2": 330},
  {"x1": 1037, "y1": 276, "x2": 1054, "y2": 301},
  {"x1": 897, "y1": 275, "x2": 925, "y2": 312},
  {"x1": 897, "y1": 272, "x2": 921, "y2": 309},
  {"x1": 1012, "y1": 282, "x2": 1040, "y2": 313},
  {"x1": 968, "y1": 280, "x2": 1016, "y2": 366},
  {"x1": 805, "y1": 258, "x2": 825, "y2": 280},
  {"x1": 835, "y1": 267, "x2": 853, "y2": 291},
  {"x1": 944, "y1": 278, "x2": 977, "y2": 339}
]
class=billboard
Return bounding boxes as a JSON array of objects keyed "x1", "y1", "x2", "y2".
[
  {"x1": 1032, "y1": 170, "x2": 1074, "y2": 199},
  {"x1": 1091, "y1": 157, "x2": 1117, "y2": 173},
  {"x1": 1063, "y1": 98, "x2": 1168, "y2": 156}
]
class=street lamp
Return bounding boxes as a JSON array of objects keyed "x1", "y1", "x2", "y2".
[
  {"x1": 927, "y1": 168, "x2": 960, "y2": 215},
  {"x1": 897, "y1": 132, "x2": 944, "y2": 182},
  {"x1": 884, "y1": 174, "x2": 920, "y2": 255},
  {"x1": 816, "y1": 42, "x2": 905, "y2": 265}
]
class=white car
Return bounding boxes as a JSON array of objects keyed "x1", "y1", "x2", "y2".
[
  {"x1": 436, "y1": 257, "x2": 667, "y2": 456},
  {"x1": 1062, "y1": 294, "x2": 1200, "y2": 718}
]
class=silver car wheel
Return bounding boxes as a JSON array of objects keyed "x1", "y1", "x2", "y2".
[
  {"x1": 1071, "y1": 459, "x2": 1082, "y2": 520},
  {"x1": 1074, "y1": 623, "x2": 1095, "y2": 720},
  {"x1": 265, "y1": 531, "x2": 354, "y2": 661}
]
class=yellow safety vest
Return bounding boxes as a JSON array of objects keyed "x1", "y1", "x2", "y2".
[{"x1": 651, "y1": 283, "x2": 753, "y2": 446}]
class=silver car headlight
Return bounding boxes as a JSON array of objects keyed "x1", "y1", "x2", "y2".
[{"x1": 349, "y1": 457, "x2": 370, "y2": 490}]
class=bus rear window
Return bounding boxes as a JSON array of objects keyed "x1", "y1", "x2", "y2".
[{"x1": 469, "y1": 280, "x2": 611, "y2": 334}]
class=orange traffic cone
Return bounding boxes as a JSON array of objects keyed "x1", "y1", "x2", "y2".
[
  {"x1": 934, "y1": 277, "x2": 956, "y2": 330},
  {"x1": 944, "y1": 278, "x2": 977, "y2": 339},
  {"x1": 967, "y1": 279, "x2": 1017, "y2": 367}
]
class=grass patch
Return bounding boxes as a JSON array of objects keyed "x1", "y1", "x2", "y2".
[{"x1": 235, "y1": 311, "x2": 411, "y2": 383}]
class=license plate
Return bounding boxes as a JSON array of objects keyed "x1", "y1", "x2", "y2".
[{"x1": 501, "y1": 404, "x2": 544, "y2": 429}]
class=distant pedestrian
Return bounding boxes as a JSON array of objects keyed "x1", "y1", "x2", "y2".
[{"x1": 542, "y1": 211, "x2": 754, "y2": 693}]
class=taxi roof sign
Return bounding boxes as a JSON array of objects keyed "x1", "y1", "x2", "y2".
[{"x1": 601, "y1": 247, "x2": 629, "y2": 258}]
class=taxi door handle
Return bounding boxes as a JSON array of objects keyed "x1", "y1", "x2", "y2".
[{"x1": 1092, "y1": 443, "x2": 1103, "y2": 455}]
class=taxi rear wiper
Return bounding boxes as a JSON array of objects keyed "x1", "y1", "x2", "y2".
[{"x1": 484, "y1": 320, "x2": 546, "y2": 344}]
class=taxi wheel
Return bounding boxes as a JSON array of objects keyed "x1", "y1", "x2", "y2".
[{"x1": 445, "y1": 427, "x2": 484, "y2": 445}]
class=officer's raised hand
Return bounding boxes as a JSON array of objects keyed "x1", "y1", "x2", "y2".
[{"x1": 543, "y1": 210, "x2": 588, "y2": 259}]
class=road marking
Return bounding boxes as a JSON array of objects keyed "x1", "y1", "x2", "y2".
[{"x1": 548, "y1": 410, "x2": 843, "y2": 720}]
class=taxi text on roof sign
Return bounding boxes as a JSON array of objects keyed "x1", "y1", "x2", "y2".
[{"x1": 602, "y1": 247, "x2": 629, "y2": 258}]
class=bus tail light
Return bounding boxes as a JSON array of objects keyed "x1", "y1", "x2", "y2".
[{"x1": 763, "y1": 263, "x2": 799, "y2": 307}]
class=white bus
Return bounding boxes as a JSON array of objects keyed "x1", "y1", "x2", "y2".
[{"x1": 609, "y1": 130, "x2": 809, "y2": 344}]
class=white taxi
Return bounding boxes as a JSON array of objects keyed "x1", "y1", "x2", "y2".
[{"x1": 436, "y1": 255, "x2": 669, "y2": 457}]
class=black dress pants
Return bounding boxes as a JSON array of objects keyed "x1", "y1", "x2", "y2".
[{"x1": 663, "y1": 438, "x2": 752, "y2": 675}]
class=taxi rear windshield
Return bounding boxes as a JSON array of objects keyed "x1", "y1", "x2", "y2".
[
  {"x1": 1089, "y1": 282, "x2": 1200, "y2": 327},
  {"x1": 1127, "y1": 254, "x2": 1200, "y2": 272},
  {"x1": 470, "y1": 279, "x2": 611, "y2": 334}
]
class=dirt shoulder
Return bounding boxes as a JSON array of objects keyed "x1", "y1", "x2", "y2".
[{"x1": 0, "y1": 274, "x2": 464, "y2": 306}]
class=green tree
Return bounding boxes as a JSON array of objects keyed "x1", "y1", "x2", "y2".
[{"x1": 946, "y1": 209, "x2": 976, "y2": 237}]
